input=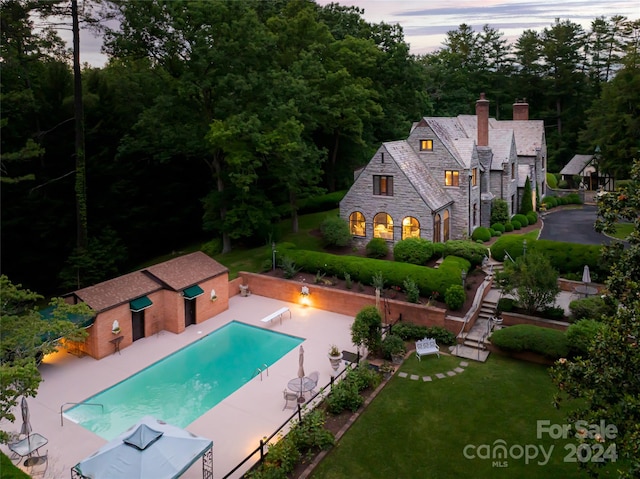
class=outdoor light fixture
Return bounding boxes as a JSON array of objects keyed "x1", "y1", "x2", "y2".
[
  {"x1": 523, "y1": 239, "x2": 527, "y2": 256},
  {"x1": 300, "y1": 285, "x2": 310, "y2": 306},
  {"x1": 461, "y1": 270, "x2": 467, "y2": 287},
  {"x1": 272, "y1": 242, "x2": 277, "y2": 271}
]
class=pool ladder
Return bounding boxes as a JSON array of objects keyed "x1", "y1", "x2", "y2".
[{"x1": 252, "y1": 363, "x2": 269, "y2": 381}]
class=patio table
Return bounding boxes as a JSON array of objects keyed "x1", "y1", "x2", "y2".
[
  {"x1": 287, "y1": 377, "x2": 316, "y2": 403},
  {"x1": 8, "y1": 433, "x2": 48, "y2": 459}
]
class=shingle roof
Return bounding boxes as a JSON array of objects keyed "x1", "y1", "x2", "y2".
[
  {"x1": 423, "y1": 117, "x2": 470, "y2": 168},
  {"x1": 385, "y1": 140, "x2": 453, "y2": 211},
  {"x1": 74, "y1": 271, "x2": 162, "y2": 312},
  {"x1": 72, "y1": 252, "x2": 227, "y2": 312},
  {"x1": 491, "y1": 119, "x2": 544, "y2": 157},
  {"x1": 560, "y1": 154, "x2": 594, "y2": 175},
  {"x1": 144, "y1": 251, "x2": 228, "y2": 290}
]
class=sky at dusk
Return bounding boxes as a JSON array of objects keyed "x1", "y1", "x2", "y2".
[{"x1": 71, "y1": 0, "x2": 639, "y2": 67}]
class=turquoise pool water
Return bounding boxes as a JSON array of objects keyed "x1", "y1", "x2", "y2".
[{"x1": 65, "y1": 321, "x2": 303, "y2": 440}]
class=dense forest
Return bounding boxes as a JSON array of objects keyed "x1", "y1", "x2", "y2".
[{"x1": 1, "y1": 0, "x2": 639, "y2": 295}]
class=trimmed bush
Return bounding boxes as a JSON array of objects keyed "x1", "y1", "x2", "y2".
[
  {"x1": 520, "y1": 176, "x2": 534, "y2": 214},
  {"x1": 512, "y1": 214, "x2": 529, "y2": 227},
  {"x1": 365, "y1": 238, "x2": 388, "y2": 258},
  {"x1": 497, "y1": 297, "x2": 516, "y2": 312},
  {"x1": 569, "y1": 296, "x2": 615, "y2": 321},
  {"x1": 490, "y1": 198, "x2": 509, "y2": 225},
  {"x1": 320, "y1": 215, "x2": 352, "y2": 247},
  {"x1": 504, "y1": 222, "x2": 514, "y2": 232},
  {"x1": 526, "y1": 211, "x2": 538, "y2": 225},
  {"x1": 564, "y1": 193, "x2": 582, "y2": 204},
  {"x1": 511, "y1": 220, "x2": 522, "y2": 230},
  {"x1": 566, "y1": 320, "x2": 606, "y2": 357},
  {"x1": 546, "y1": 172, "x2": 558, "y2": 189},
  {"x1": 491, "y1": 223, "x2": 505, "y2": 233},
  {"x1": 393, "y1": 238, "x2": 434, "y2": 265},
  {"x1": 381, "y1": 334, "x2": 406, "y2": 360},
  {"x1": 432, "y1": 242, "x2": 445, "y2": 259},
  {"x1": 444, "y1": 284, "x2": 466, "y2": 310},
  {"x1": 494, "y1": 231, "x2": 502, "y2": 237},
  {"x1": 392, "y1": 324, "x2": 457, "y2": 346},
  {"x1": 490, "y1": 324, "x2": 569, "y2": 359},
  {"x1": 471, "y1": 226, "x2": 491, "y2": 242},
  {"x1": 443, "y1": 240, "x2": 489, "y2": 267}
]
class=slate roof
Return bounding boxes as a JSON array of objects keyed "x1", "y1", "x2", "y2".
[
  {"x1": 560, "y1": 154, "x2": 594, "y2": 175},
  {"x1": 385, "y1": 140, "x2": 453, "y2": 211},
  {"x1": 72, "y1": 252, "x2": 228, "y2": 312},
  {"x1": 423, "y1": 117, "x2": 471, "y2": 169},
  {"x1": 491, "y1": 119, "x2": 544, "y2": 157}
]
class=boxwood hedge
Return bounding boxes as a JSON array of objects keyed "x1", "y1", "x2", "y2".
[
  {"x1": 490, "y1": 324, "x2": 569, "y2": 359},
  {"x1": 512, "y1": 214, "x2": 529, "y2": 227},
  {"x1": 279, "y1": 245, "x2": 470, "y2": 297},
  {"x1": 393, "y1": 238, "x2": 435, "y2": 265}
]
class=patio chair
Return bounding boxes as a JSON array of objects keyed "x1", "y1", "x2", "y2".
[
  {"x1": 306, "y1": 371, "x2": 319, "y2": 397},
  {"x1": 283, "y1": 389, "x2": 298, "y2": 410}
]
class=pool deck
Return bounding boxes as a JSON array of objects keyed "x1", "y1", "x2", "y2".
[{"x1": 0, "y1": 295, "x2": 357, "y2": 479}]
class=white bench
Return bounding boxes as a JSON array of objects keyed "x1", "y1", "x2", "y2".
[
  {"x1": 415, "y1": 337, "x2": 440, "y2": 360},
  {"x1": 261, "y1": 307, "x2": 291, "y2": 325}
]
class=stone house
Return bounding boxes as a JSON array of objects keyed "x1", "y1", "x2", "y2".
[
  {"x1": 340, "y1": 94, "x2": 546, "y2": 245},
  {"x1": 64, "y1": 251, "x2": 229, "y2": 359}
]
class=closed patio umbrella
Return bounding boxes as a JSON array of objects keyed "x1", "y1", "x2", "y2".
[
  {"x1": 582, "y1": 265, "x2": 591, "y2": 285},
  {"x1": 20, "y1": 397, "x2": 32, "y2": 437},
  {"x1": 297, "y1": 346, "x2": 305, "y2": 380}
]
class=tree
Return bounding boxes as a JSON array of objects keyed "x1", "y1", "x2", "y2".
[
  {"x1": 496, "y1": 251, "x2": 559, "y2": 314},
  {"x1": 550, "y1": 159, "x2": 640, "y2": 478},
  {"x1": 0, "y1": 275, "x2": 92, "y2": 442},
  {"x1": 519, "y1": 176, "x2": 533, "y2": 214},
  {"x1": 351, "y1": 305, "x2": 382, "y2": 355}
]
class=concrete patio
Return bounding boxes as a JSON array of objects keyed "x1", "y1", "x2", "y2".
[{"x1": 1, "y1": 294, "x2": 357, "y2": 479}]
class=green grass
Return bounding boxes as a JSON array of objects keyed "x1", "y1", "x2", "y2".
[
  {"x1": 310, "y1": 355, "x2": 620, "y2": 479},
  {"x1": 611, "y1": 223, "x2": 633, "y2": 240},
  {"x1": 0, "y1": 452, "x2": 30, "y2": 478}
]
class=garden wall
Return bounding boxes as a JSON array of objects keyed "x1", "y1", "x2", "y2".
[
  {"x1": 238, "y1": 272, "x2": 454, "y2": 333},
  {"x1": 500, "y1": 312, "x2": 568, "y2": 332}
]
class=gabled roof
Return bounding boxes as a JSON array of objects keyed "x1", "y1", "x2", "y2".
[
  {"x1": 421, "y1": 117, "x2": 470, "y2": 169},
  {"x1": 385, "y1": 140, "x2": 453, "y2": 211},
  {"x1": 72, "y1": 252, "x2": 228, "y2": 312},
  {"x1": 560, "y1": 154, "x2": 594, "y2": 175},
  {"x1": 491, "y1": 119, "x2": 544, "y2": 157},
  {"x1": 145, "y1": 251, "x2": 228, "y2": 290}
]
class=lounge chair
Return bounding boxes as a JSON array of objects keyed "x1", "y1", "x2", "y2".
[
  {"x1": 415, "y1": 337, "x2": 440, "y2": 360},
  {"x1": 306, "y1": 371, "x2": 319, "y2": 396},
  {"x1": 283, "y1": 389, "x2": 298, "y2": 410}
]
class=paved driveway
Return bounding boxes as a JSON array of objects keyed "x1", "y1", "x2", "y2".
[{"x1": 539, "y1": 205, "x2": 614, "y2": 245}]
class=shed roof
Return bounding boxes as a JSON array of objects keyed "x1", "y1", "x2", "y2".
[{"x1": 560, "y1": 154, "x2": 594, "y2": 175}]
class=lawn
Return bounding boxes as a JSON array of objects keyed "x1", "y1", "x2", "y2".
[
  {"x1": 612, "y1": 223, "x2": 633, "y2": 240},
  {"x1": 310, "y1": 354, "x2": 620, "y2": 478}
]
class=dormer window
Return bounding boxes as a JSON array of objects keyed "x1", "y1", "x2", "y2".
[{"x1": 420, "y1": 139, "x2": 433, "y2": 151}]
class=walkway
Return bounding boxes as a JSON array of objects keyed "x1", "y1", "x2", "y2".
[{"x1": 397, "y1": 359, "x2": 469, "y2": 382}]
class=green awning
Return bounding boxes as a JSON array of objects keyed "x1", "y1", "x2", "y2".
[
  {"x1": 183, "y1": 285, "x2": 204, "y2": 300},
  {"x1": 130, "y1": 296, "x2": 153, "y2": 312}
]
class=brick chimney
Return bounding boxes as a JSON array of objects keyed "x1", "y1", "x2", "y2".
[
  {"x1": 476, "y1": 93, "x2": 489, "y2": 147},
  {"x1": 513, "y1": 98, "x2": 529, "y2": 121}
]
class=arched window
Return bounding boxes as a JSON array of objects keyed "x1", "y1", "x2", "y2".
[
  {"x1": 433, "y1": 214, "x2": 441, "y2": 243},
  {"x1": 373, "y1": 213, "x2": 393, "y2": 240},
  {"x1": 402, "y1": 217, "x2": 420, "y2": 239},
  {"x1": 443, "y1": 210, "x2": 450, "y2": 242},
  {"x1": 349, "y1": 212, "x2": 366, "y2": 237}
]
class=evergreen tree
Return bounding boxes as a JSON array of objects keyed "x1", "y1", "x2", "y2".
[{"x1": 519, "y1": 177, "x2": 533, "y2": 214}]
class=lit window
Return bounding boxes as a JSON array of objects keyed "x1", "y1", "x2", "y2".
[
  {"x1": 445, "y1": 170, "x2": 459, "y2": 186},
  {"x1": 420, "y1": 139, "x2": 433, "y2": 151},
  {"x1": 373, "y1": 175, "x2": 393, "y2": 196},
  {"x1": 373, "y1": 213, "x2": 393, "y2": 240},
  {"x1": 349, "y1": 212, "x2": 366, "y2": 237},
  {"x1": 402, "y1": 217, "x2": 420, "y2": 239},
  {"x1": 472, "y1": 168, "x2": 478, "y2": 186}
]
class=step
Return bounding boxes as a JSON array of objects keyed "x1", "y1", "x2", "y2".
[{"x1": 449, "y1": 344, "x2": 490, "y2": 362}]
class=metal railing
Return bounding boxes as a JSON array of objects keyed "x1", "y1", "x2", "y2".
[
  {"x1": 251, "y1": 363, "x2": 269, "y2": 381},
  {"x1": 221, "y1": 364, "x2": 353, "y2": 479},
  {"x1": 60, "y1": 402, "x2": 104, "y2": 426}
]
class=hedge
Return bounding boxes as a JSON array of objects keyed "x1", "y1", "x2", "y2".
[
  {"x1": 442, "y1": 240, "x2": 489, "y2": 267},
  {"x1": 490, "y1": 236, "x2": 604, "y2": 278},
  {"x1": 569, "y1": 296, "x2": 615, "y2": 321},
  {"x1": 393, "y1": 238, "x2": 435, "y2": 265},
  {"x1": 471, "y1": 226, "x2": 491, "y2": 242},
  {"x1": 490, "y1": 324, "x2": 569, "y2": 359},
  {"x1": 491, "y1": 223, "x2": 505, "y2": 233},
  {"x1": 512, "y1": 214, "x2": 529, "y2": 227},
  {"x1": 279, "y1": 246, "x2": 470, "y2": 297},
  {"x1": 566, "y1": 320, "x2": 606, "y2": 357}
]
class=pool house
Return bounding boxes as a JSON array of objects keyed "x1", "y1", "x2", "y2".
[{"x1": 64, "y1": 252, "x2": 229, "y2": 359}]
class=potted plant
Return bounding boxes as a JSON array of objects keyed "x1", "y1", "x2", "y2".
[
  {"x1": 379, "y1": 362, "x2": 395, "y2": 380},
  {"x1": 328, "y1": 344, "x2": 342, "y2": 371},
  {"x1": 382, "y1": 334, "x2": 406, "y2": 364}
]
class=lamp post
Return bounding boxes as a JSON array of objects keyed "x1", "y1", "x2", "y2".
[
  {"x1": 523, "y1": 239, "x2": 527, "y2": 257},
  {"x1": 271, "y1": 242, "x2": 277, "y2": 271},
  {"x1": 461, "y1": 269, "x2": 467, "y2": 288}
]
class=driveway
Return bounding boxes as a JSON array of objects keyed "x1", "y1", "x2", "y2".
[{"x1": 539, "y1": 205, "x2": 615, "y2": 245}]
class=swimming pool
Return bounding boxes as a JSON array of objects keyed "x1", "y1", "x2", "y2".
[{"x1": 65, "y1": 321, "x2": 303, "y2": 440}]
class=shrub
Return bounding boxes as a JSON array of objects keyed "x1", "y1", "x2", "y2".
[
  {"x1": 201, "y1": 238, "x2": 222, "y2": 256},
  {"x1": 491, "y1": 223, "x2": 505, "y2": 233},
  {"x1": 351, "y1": 306, "x2": 382, "y2": 353},
  {"x1": 280, "y1": 256, "x2": 300, "y2": 279},
  {"x1": 471, "y1": 226, "x2": 491, "y2": 242},
  {"x1": 381, "y1": 334, "x2": 406, "y2": 360},
  {"x1": 565, "y1": 192, "x2": 582, "y2": 204},
  {"x1": 569, "y1": 296, "x2": 615, "y2": 321},
  {"x1": 365, "y1": 238, "x2": 388, "y2": 258},
  {"x1": 494, "y1": 231, "x2": 502, "y2": 237},
  {"x1": 566, "y1": 320, "x2": 606, "y2": 357},
  {"x1": 432, "y1": 242, "x2": 445, "y2": 259},
  {"x1": 442, "y1": 240, "x2": 488, "y2": 267},
  {"x1": 491, "y1": 198, "x2": 509, "y2": 225},
  {"x1": 542, "y1": 306, "x2": 566, "y2": 320},
  {"x1": 403, "y1": 277, "x2": 420, "y2": 303},
  {"x1": 520, "y1": 176, "x2": 534, "y2": 214},
  {"x1": 511, "y1": 220, "x2": 522, "y2": 230},
  {"x1": 558, "y1": 179, "x2": 568, "y2": 189},
  {"x1": 546, "y1": 172, "x2": 558, "y2": 189},
  {"x1": 320, "y1": 215, "x2": 352, "y2": 247},
  {"x1": 444, "y1": 284, "x2": 465, "y2": 310},
  {"x1": 297, "y1": 191, "x2": 346, "y2": 215},
  {"x1": 504, "y1": 222, "x2": 514, "y2": 232},
  {"x1": 287, "y1": 409, "x2": 335, "y2": 454},
  {"x1": 490, "y1": 324, "x2": 569, "y2": 359},
  {"x1": 391, "y1": 324, "x2": 457, "y2": 346},
  {"x1": 526, "y1": 211, "x2": 538, "y2": 225},
  {"x1": 326, "y1": 379, "x2": 363, "y2": 414},
  {"x1": 512, "y1": 214, "x2": 529, "y2": 227},
  {"x1": 497, "y1": 297, "x2": 515, "y2": 312},
  {"x1": 393, "y1": 238, "x2": 434, "y2": 265}
]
